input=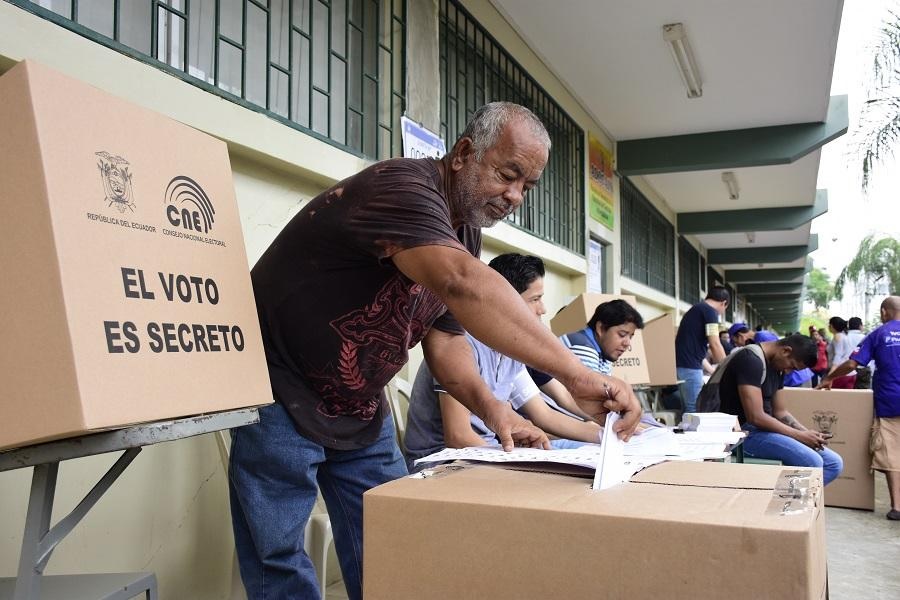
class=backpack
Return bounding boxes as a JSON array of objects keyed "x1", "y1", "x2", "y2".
[{"x1": 695, "y1": 344, "x2": 766, "y2": 413}]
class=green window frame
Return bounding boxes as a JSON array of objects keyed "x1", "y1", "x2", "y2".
[
  {"x1": 678, "y1": 236, "x2": 700, "y2": 305},
  {"x1": 438, "y1": 0, "x2": 585, "y2": 255},
  {"x1": 620, "y1": 177, "x2": 675, "y2": 296},
  {"x1": 13, "y1": 0, "x2": 405, "y2": 161}
]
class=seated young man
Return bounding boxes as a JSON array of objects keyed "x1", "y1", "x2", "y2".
[
  {"x1": 403, "y1": 254, "x2": 602, "y2": 471},
  {"x1": 560, "y1": 299, "x2": 643, "y2": 377},
  {"x1": 558, "y1": 300, "x2": 668, "y2": 428},
  {"x1": 719, "y1": 334, "x2": 843, "y2": 484}
]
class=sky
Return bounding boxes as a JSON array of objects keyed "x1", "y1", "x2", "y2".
[{"x1": 812, "y1": 0, "x2": 900, "y2": 321}]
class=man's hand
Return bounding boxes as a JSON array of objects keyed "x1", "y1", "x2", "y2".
[
  {"x1": 795, "y1": 429, "x2": 830, "y2": 451},
  {"x1": 566, "y1": 372, "x2": 642, "y2": 441},
  {"x1": 482, "y1": 403, "x2": 551, "y2": 451},
  {"x1": 816, "y1": 377, "x2": 834, "y2": 390}
]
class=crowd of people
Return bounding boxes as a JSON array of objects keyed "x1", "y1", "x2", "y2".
[
  {"x1": 678, "y1": 292, "x2": 900, "y2": 520},
  {"x1": 227, "y1": 100, "x2": 899, "y2": 599}
]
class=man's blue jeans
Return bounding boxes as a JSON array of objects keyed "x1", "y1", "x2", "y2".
[
  {"x1": 676, "y1": 367, "x2": 704, "y2": 414},
  {"x1": 742, "y1": 424, "x2": 844, "y2": 485},
  {"x1": 229, "y1": 402, "x2": 408, "y2": 600}
]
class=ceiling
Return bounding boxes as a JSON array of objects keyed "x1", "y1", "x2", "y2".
[{"x1": 490, "y1": 0, "x2": 846, "y2": 328}]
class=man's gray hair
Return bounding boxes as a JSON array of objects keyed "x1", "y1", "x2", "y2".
[{"x1": 460, "y1": 102, "x2": 551, "y2": 161}]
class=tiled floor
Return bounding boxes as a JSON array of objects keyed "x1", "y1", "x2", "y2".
[
  {"x1": 826, "y1": 474, "x2": 900, "y2": 600},
  {"x1": 326, "y1": 475, "x2": 899, "y2": 600}
]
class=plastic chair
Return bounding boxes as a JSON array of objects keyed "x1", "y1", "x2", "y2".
[
  {"x1": 304, "y1": 511, "x2": 334, "y2": 598},
  {"x1": 386, "y1": 377, "x2": 412, "y2": 454}
]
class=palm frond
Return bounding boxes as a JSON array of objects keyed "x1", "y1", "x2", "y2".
[{"x1": 853, "y1": 97, "x2": 900, "y2": 192}]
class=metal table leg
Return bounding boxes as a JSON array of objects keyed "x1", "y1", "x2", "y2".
[{"x1": 13, "y1": 448, "x2": 141, "y2": 600}]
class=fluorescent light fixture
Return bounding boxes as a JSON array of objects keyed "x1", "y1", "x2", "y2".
[
  {"x1": 663, "y1": 23, "x2": 703, "y2": 98},
  {"x1": 721, "y1": 171, "x2": 740, "y2": 200}
]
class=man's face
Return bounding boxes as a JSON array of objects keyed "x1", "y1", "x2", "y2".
[
  {"x1": 596, "y1": 322, "x2": 638, "y2": 361},
  {"x1": 772, "y1": 346, "x2": 807, "y2": 374},
  {"x1": 450, "y1": 119, "x2": 548, "y2": 228},
  {"x1": 715, "y1": 300, "x2": 728, "y2": 316},
  {"x1": 519, "y1": 277, "x2": 546, "y2": 319},
  {"x1": 719, "y1": 333, "x2": 730, "y2": 345},
  {"x1": 732, "y1": 330, "x2": 751, "y2": 347}
]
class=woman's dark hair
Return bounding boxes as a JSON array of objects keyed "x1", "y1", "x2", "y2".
[
  {"x1": 588, "y1": 299, "x2": 644, "y2": 330},
  {"x1": 848, "y1": 317, "x2": 863, "y2": 330},
  {"x1": 828, "y1": 316, "x2": 848, "y2": 333},
  {"x1": 487, "y1": 253, "x2": 544, "y2": 293}
]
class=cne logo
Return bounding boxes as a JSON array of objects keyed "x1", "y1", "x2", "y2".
[
  {"x1": 164, "y1": 176, "x2": 216, "y2": 233},
  {"x1": 96, "y1": 151, "x2": 136, "y2": 213}
]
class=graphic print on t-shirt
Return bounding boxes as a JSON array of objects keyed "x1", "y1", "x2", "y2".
[{"x1": 305, "y1": 276, "x2": 444, "y2": 420}]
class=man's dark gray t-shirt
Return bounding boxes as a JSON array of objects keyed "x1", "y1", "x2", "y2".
[
  {"x1": 719, "y1": 349, "x2": 783, "y2": 425},
  {"x1": 251, "y1": 158, "x2": 481, "y2": 450}
]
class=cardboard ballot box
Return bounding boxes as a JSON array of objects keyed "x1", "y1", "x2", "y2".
[
  {"x1": 0, "y1": 61, "x2": 272, "y2": 450},
  {"x1": 365, "y1": 462, "x2": 826, "y2": 600},
  {"x1": 777, "y1": 387, "x2": 875, "y2": 510},
  {"x1": 550, "y1": 293, "x2": 677, "y2": 385}
]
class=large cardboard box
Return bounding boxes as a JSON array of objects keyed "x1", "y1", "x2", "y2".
[
  {"x1": 777, "y1": 387, "x2": 875, "y2": 510},
  {"x1": 643, "y1": 312, "x2": 678, "y2": 385},
  {"x1": 365, "y1": 462, "x2": 826, "y2": 599},
  {"x1": 550, "y1": 293, "x2": 649, "y2": 384},
  {"x1": 0, "y1": 61, "x2": 272, "y2": 450}
]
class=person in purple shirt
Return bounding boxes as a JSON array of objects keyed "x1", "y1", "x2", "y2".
[{"x1": 821, "y1": 296, "x2": 900, "y2": 521}]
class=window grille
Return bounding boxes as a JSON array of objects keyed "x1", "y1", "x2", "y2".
[
  {"x1": 16, "y1": 0, "x2": 405, "y2": 160},
  {"x1": 725, "y1": 283, "x2": 736, "y2": 323},
  {"x1": 700, "y1": 255, "x2": 707, "y2": 293},
  {"x1": 438, "y1": 0, "x2": 585, "y2": 254},
  {"x1": 678, "y1": 236, "x2": 700, "y2": 305},
  {"x1": 620, "y1": 177, "x2": 675, "y2": 296}
]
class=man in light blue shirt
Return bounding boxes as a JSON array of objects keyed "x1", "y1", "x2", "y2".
[{"x1": 404, "y1": 254, "x2": 603, "y2": 470}]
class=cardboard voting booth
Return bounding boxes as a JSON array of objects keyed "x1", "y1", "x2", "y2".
[
  {"x1": 365, "y1": 461, "x2": 826, "y2": 600},
  {"x1": 0, "y1": 60, "x2": 272, "y2": 450},
  {"x1": 777, "y1": 387, "x2": 875, "y2": 510},
  {"x1": 643, "y1": 311, "x2": 679, "y2": 385},
  {"x1": 550, "y1": 293, "x2": 677, "y2": 385}
]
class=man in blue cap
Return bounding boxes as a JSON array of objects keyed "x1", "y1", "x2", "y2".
[{"x1": 728, "y1": 322, "x2": 756, "y2": 352}]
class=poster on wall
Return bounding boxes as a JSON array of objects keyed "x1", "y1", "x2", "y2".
[
  {"x1": 588, "y1": 133, "x2": 614, "y2": 230},
  {"x1": 401, "y1": 116, "x2": 446, "y2": 159},
  {"x1": 588, "y1": 238, "x2": 604, "y2": 293}
]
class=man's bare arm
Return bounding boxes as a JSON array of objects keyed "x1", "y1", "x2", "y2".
[
  {"x1": 394, "y1": 244, "x2": 642, "y2": 439},
  {"x1": 423, "y1": 328, "x2": 549, "y2": 450},
  {"x1": 707, "y1": 334, "x2": 726, "y2": 363},
  {"x1": 438, "y1": 393, "x2": 491, "y2": 448},
  {"x1": 818, "y1": 359, "x2": 859, "y2": 389}
]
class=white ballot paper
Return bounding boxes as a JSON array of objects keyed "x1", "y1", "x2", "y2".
[
  {"x1": 413, "y1": 445, "x2": 605, "y2": 470},
  {"x1": 593, "y1": 412, "x2": 627, "y2": 490}
]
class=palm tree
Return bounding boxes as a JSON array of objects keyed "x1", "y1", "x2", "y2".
[
  {"x1": 856, "y1": 7, "x2": 900, "y2": 192},
  {"x1": 834, "y1": 234, "x2": 900, "y2": 317}
]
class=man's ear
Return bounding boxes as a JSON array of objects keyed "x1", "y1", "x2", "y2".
[{"x1": 450, "y1": 137, "x2": 475, "y2": 172}]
